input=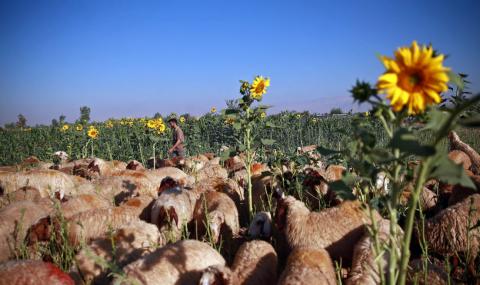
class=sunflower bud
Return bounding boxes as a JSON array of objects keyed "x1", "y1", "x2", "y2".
[{"x1": 350, "y1": 80, "x2": 377, "y2": 103}]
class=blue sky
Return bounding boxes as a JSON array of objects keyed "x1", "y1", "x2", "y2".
[{"x1": 1, "y1": 0, "x2": 479, "y2": 125}]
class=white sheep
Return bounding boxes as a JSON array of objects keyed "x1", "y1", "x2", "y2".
[{"x1": 248, "y1": 211, "x2": 272, "y2": 240}]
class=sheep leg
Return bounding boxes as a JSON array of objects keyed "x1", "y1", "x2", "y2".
[{"x1": 449, "y1": 131, "x2": 480, "y2": 174}]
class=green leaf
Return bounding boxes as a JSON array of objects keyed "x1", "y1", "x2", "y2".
[
  {"x1": 424, "y1": 109, "x2": 451, "y2": 132},
  {"x1": 390, "y1": 128, "x2": 436, "y2": 157},
  {"x1": 232, "y1": 122, "x2": 242, "y2": 131},
  {"x1": 459, "y1": 115, "x2": 480, "y2": 128},
  {"x1": 149, "y1": 135, "x2": 160, "y2": 143},
  {"x1": 220, "y1": 149, "x2": 237, "y2": 161},
  {"x1": 261, "y1": 139, "x2": 275, "y2": 146},
  {"x1": 265, "y1": 121, "x2": 278, "y2": 128},
  {"x1": 225, "y1": 109, "x2": 240, "y2": 115},
  {"x1": 316, "y1": 146, "x2": 342, "y2": 156},
  {"x1": 429, "y1": 154, "x2": 475, "y2": 188},
  {"x1": 447, "y1": 70, "x2": 465, "y2": 91},
  {"x1": 329, "y1": 173, "x2": 356, "y2": 200}
]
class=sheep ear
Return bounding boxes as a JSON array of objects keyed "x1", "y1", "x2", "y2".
[
  {"x1": 26, "y1": 216, "x2": 52, "y2": 245},
  {"x1": 274, "y1": 201, "x2": 287, "y2": 231},
  {"x1": 126, "y1": 161, "x2": 137, "y2": 170},
  {"x1": 273, "y1": 187, "x2": 285, "y2": 200},
  {"x1": 88, "y1": 160, "x2": 100, "y2": 174},
  {"x1": 169, "y1": 207, "x2": 179, "y2": 226}
]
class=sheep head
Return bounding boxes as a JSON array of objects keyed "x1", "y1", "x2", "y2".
[
  {"x1": 199, "y1": 265, "x2": 231, "y2": 285},
  {"x1": 208, "y1": 211, "x2": 225, "y2": 244},
  {"x1": 248, "y1": 211, "x2": 272, "y2": 239},
  {"x1": 126, "y1": 160, "x2": 144, "y2": 170},
  {"x1": 27, "y1": 216, "x2": 53, "y2": 245},
  {"x1": 158, "y1": 176, "x2": 180, "y2": 195}
]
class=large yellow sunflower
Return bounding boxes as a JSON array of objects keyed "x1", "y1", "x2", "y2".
[
  {"x1": 76, "y1": 124, "x2": 83, "y2": 131},
  {"x1": 61, "y1": 124, "x2": 69, "y2": 131},
  {"x1": 250, "y1": 76, "x2": 270, "y2": 100},
  {"x1": 87, "y1": 127, "x2": 99, "y2": 139},
  {"x1": 376, "y1": 41, "x2": 449, "y2": 115}
]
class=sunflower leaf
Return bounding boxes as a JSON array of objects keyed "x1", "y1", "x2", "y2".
[{"x1": 429, "y1": 154, "x2": 475, "y2": 188}]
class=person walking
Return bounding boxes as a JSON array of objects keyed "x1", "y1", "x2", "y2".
[{"x1": 167, "y1": 116, "x2": 185, "y2": 158}]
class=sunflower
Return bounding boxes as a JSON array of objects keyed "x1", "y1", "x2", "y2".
[
  {"x1": 147, "y1": 120, "x2": 157, "y2": 129},
  {"x1": 106, "y1": 120, "x2": 114, "y2": 128},
  {"x1": 156, "y1": 123, "x2": 166, "y2": 133},
  {"x1": 179, "y1": 116, "x2": 186, "y2": 123},
  {"x1": 250, "y1": 76, "x2": 270, "y2": 100},
  {"x1": 87, "y1": 127, "x2": 99, "y2": 139},
  {"x1": 377, "y1": 41, "x2": 449, "y2": 115},
  {"x1": 76, "y1": 124, "x2": 83, "y2": 131},
  {"x1": 260, "y1": 112, "x2": 266, "y2": 119},
  {"x1": 211, "y1": 107, "x2": 217, "y2": 113},
  {"x1": 311, "y1": 118, "x2": 317, "y2": 123},
  {"x1": 61, "y1": 124, "x2": 69, "y2": 131},
  {"x1": 296, "y1": 114, "x2": 301, "y2": 119}
]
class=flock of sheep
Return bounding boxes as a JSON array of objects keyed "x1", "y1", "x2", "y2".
[{"x1": 0, "y1": 131, "x2": 479, "y2": 285}]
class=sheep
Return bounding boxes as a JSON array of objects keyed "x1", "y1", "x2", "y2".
[
  {"x1": 151, "y1": 186, "x2": 199, "y2": 240},
  {"x1": 27, "y1": 206, "x2": 141, "y2": 246},
  {"x1": 229, "y1": 240, "x2": 277, "y2": 285},
  {"x1": 147, "y1": 167, "x2": 194, "y2": 188},
  {"x1": 346, "y1": 219, "x2": 403, "y2": 285},
  {"x1": 192, "y1": 191, "x2": 239, "y2": 244},
  {"x1": 91, "y1": 173, "x2": 158, "y2": 204},
  {"x1": 0, "y1": 169, "x2": 79, "y2": 198},
  {"x1": 199, "y1": 240, "x2": 277, "y2": 285},
  {"x1": 119, "y1": 194, "x2": 155, "y2": 222},
  {"x1": 53, "y1": 151, "x2": 69, "y2": 162},
  {"x1": 407, "y1": 259, "x2": 450, "y2": 285},
  {"x1": 275, "y1": 195, "x2": 380, "y2": 264},
  {"x1": 0, "y1": 201, "x2": 51, "y2": 262},
  {"x1": 0, "y1": 260, "x2": 74, "y2": 285},
  {"x1": 115, "y1": 239, "x2": 226, "y2": 285},
  {"x1": 248, "y1": 211, "x2": 272, "y2": 240},
  {"x1": 74, "y1": 220, "x2": 165, "y2": 284},
  {"x1": 126, "y1": 160, "x2": 145, "y2": 170},
  {"x1": 277, "y1": 247, "x2": 337, "y2": 285},
  {"x1": 0, "y1": 186, "x2": 42, "y2": 208},
  {"x1": 195, "y1": 163, "x2": 228, "y2": 182},
  {"x1": 449, "y1": 131, "x2": 480, "y2": 174},
  {"x1": 448, "y1": 150, "x2": 472, "y2": 170},
  {"x1": 59, "y1": 193, "x2": 111, "y2": 219},
  {"x1": 87, "y1": 157, "x2": 128, "y2": 178},
  {"x1": 422, "y1": 193, "x2": 480, "y2": 261}
]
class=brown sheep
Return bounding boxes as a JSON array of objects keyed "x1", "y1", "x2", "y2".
[
  {"x1": 199, "y1": 240, "x2": 277, "y2": 285},
  {"x1": 448, "y1": 150, "x2": 472, "y2": 170},
  {"x1": 275, "y1": 195, "x2": 380, "y2": 264},
  {"x1": 120, "y1": 195, "x2": 155, "y2": 222},
  {"x1": 0, "y1": 201, "x2": 51, "y2": 262},
  {"x1": 126, "y1": 160, "x2": 145, "y2": 170},
  {"x1": 346, "y1": 219, "x2": 403, "y2": 285},
  {"x1": 0, "y1": 260, "x2": 74, "y2": 285},
  {"x1": 449, "y1": 131, "x2": 480, "y2": 174},
  {"x1": 74, "y1": 220, "x2": 165, "y2": 284},
  {"x1": 192, "y1": 191, "x2": 240, "y2": 244},
  {"x1": 407, "y1": 259, "x2": 450, "y2": 285},
  {"x1": 422, "y1": 193, "x2": 480, "y2": 261},
  {"x1": 195, "y1": 163, "x2": 228, "y2": 182},
  {"x1": 116, "y1": 239, "x2": 226, "y2": 285},
  {"x1": 277, "y1": 247, "x2": 337, "y2": 285}
]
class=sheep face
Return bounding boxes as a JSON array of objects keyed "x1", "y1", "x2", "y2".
[
  {"x1": 208, "y1": 211, "x2": 225, "y2": 243},
  {"x1": 248, "y1": 211, "x2": 272, "y2": 239},
  {"x1": 199, "y1": 266, "x2": 230, "y2": 285}
]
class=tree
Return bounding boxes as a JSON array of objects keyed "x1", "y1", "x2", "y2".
[
  {"x1": 153, "y1": 112, "x2": 162, "y2": 119},
  {"x1": 51, "y1": 119, "x2": 59, "y2": 127},
  {"x1": 329, "y1": 107, "x2": 342, "y2": 115},
  {"x1": 80, "y1": 106, "x2": 91, "y2": 123},
  {"x1": 16, "y1": 114, "x2": 27, "y2": 128},
  {"x1": 59, "y1": 114, "x2": 66, "y2": 124}
]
